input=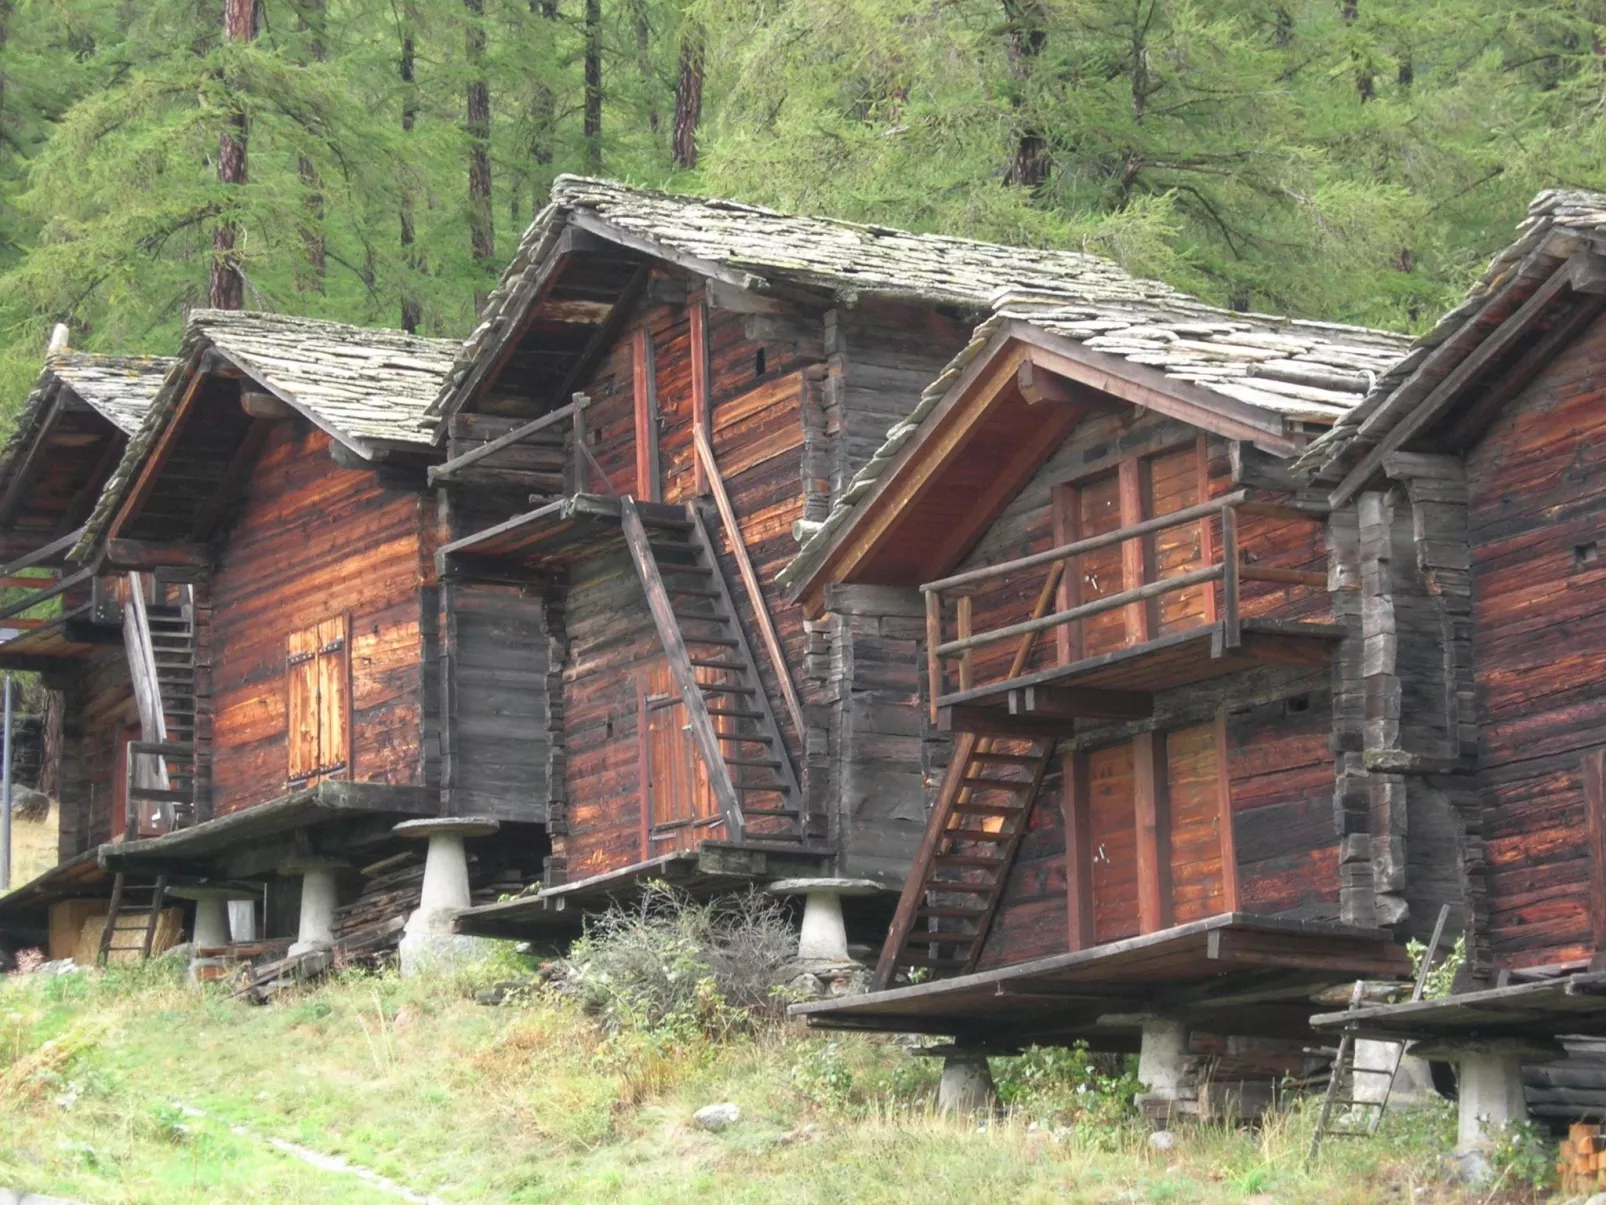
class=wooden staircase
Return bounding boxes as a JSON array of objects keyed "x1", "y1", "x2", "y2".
[
  {"x1": 125, "y1": 576, "x2": 198, "y2": 832},
  {"x1": 96, "y1": 872, "x2": 170, "y2": 966},
  {"x1": 873, "y1": 731, "x2": 1056, "y2": 988},
  {"x1": 620, "y1": 497, "x2": 817, "y2": 847}
]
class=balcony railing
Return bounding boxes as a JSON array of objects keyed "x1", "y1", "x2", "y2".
[{"x1": 922, "y1": 489, "x2": 1331, "y2": 712}]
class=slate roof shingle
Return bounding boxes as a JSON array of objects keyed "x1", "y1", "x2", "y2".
[
  {"x1": 74, "y1": 311, "x2": 458, "y2": 559},
  {"x1": 776, "y1": 287, "x2": 1409, "y2": 592}
]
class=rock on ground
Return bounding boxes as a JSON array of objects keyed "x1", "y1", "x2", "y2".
[{"x1": 693, "y1": 1103, "x2": 741, "y2": 1132}]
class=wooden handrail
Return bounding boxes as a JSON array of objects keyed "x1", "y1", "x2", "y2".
[
  {"x1": 429, "y1": 398, "x2": 580, "y2": 482},
  {"x1": 1, "y1": 527, "x2": 84, "y2": 577},
  {"x1": 0, "y1": 565, "x2": 94, "y2": 623},
  {"x1": 692, "y1": 427, "x2": 807, "y2": 744},
  {"x1": 935, "y1": 564, "x2": 1224, "y2": 658},
  {"x1": 923, "y1": 490, "x2": 1249, "y2": 595}
]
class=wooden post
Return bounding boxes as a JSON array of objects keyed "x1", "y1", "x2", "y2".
[
  {"x1": 1585, "y1": 750, "x2": 1606, "y2": 953},
  {"x1": 1061, "y1": 750, "x2": 1095, "y2": 950},
  {"x1": 1052, "y1": 483, "x2": 1082, "y2": 665},
  {"x1": 632, "y1": 328, "x2": 661, "y2": 502},
  {"x1": 1196, "y1": 437, "x2": 1218, "y2": 624},
  {"x1": 956, "y1": 596, "x2": 973, "y2": 692},
  {"x1": 690, "y1": 295, "x2": 711, "y2": 495},
  {"x1": 571, "y1": 393, "x2": 589, "y2": 495},
  {"x1": 638, "y1": 680, "x2": 652, "y2": 862},
  {"x1": 925, "y1": 590, "x2": 942, "y2": 723},
  {"x1": 1133, "y1": 730, "x2": 1173, "y2": 934},
  {"x1": 1215, "y1": 707, "x2": 1240, "y2": 911},
  {"x1": 1119, "y1": 457, "x2": 1152, "y2": 646},
  {"x1": 1221, "y1": 503, "x2": 1241, "y2": 649}
]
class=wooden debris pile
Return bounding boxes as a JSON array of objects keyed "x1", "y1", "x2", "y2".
[{"x1": 1560, "y1": 1122, "x2": 1606, "y2": 1193}]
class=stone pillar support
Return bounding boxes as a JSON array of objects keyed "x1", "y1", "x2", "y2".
[
  {"x1": 766, "y1": 877, "x2": 882, "y2": 965},
  {"x1": 918, "y1": 1045, "x2": 997, "y2": 1116},
  {"x1": 281, "y1": 857, "x2": 347, "y2": 958},
  {"x1": 165, "y1": 883, "x2": 258, "y2": 982},
  {"x1": 394, "y1": 817, "x2": 500, "y2": 977},
  {"x1": 1411, "y1": 1037, "x2": 1560, "y2": 1181},
  {"x1": 1136, "y1": 1018, "x2": 1192, "y2": 1124}
]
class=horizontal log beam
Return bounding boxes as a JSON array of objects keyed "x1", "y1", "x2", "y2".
[
  {"x1": 103, "y1": 539, "x2": 208, "y2": 571},
  {"x1": 938, "y1": 704, "x2": 1079, "y2": 740},
  {"x1": 1009, "y1": 684, "x2": 1153, "y2": 721}
]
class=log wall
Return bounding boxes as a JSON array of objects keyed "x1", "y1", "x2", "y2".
[
  {"x1": 57, "y1": 649, "x2": 138, "y2": 858},
  {"x1": 209, "y1": 419, "x2": 428, "y2": 815}
]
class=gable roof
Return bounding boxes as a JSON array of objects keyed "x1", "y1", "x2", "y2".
[
  {"x1": 1295, "y1": 188, "x2": 1606, "y2": 495},
  {"x1": 435, "y1": 174, "x2": 1342, "y2": 417},
  {"x1": 74, "y1": 310, "x2": 458, "y2": 559},
  {"x1": 0, "y1": 351, "x2": 171, "y2": 476},
  {"x1": 776, "y1": 287, "x2": 1408, "y2": 598}
]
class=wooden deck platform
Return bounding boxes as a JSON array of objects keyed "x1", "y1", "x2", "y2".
[
  {"x1": 453, "y1": 839, "x2": 843, "y2": 940},
  {"x1": 792, "y1": 914, "x2": 1407, "y2": 1050},
  {"x1": 436, "y1": 493, "x2": 692, "y2": 578},
  {"x1": 0, "y1": 848, "x2": 112, "y2": 941},
  {"x1": 936, "y1": 619, "x2": 1344, "y2": 721},
  {"x1": 1311, "y1": 973, "x2": 1606, "y2": 1044}
]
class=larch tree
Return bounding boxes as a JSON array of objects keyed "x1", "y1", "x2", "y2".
[
  {"x1": 672, "y1": 21, "x2": 702, "y2": 169},
  {"x1": 211, "y1": 0, "x2": 258, "y2": 310}
]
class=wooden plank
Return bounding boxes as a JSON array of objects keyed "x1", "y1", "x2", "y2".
[
  {"x1": 926, "y1": 590, "x2": 942, "y2": 724},
  {"x1": 940, "y1": 704, "x2": 1078, "y2": 740},
  {"x1": 1216, "y1": 708, "x2": 1240, "y2": 911},
  {"x1": 1585, "y1": 750, "x2": 1606, "y2": 954},
  {"x1": 1133, "y1": 731, "x2": 1172, "y2": 934},
  {"x1": 1196, "y1": 437, "x2": 1217, "y2": 625},
  {"x1": 0, "y1": 394, "x2": 63, "y2": 525},
  {"x1": 2, "y1": 528, "x2": 85, "y2": 577},
  {"x1": 1063, "y1": 750, "x2": 1094, "y2": 951},
  {"x1": 0, "y1": 565, "x2": 94, "y2": 623},
  {"x1": 957, "y1": 596, "x2": 974, "y2": 692},
  {"x1": 619, "y1": 498, "x2": 744, "y2": 835},
  {"x1": 190, "y1": 417, "x2": 274, "y2": 540},
  {"x1": 633, "y1": 327, "x2": 661, "y2": 502},
  {"x1": 428, "y1": 399, "x2": 579, "y2": 483},
  {"x1": 1009, "y1": 684, "x2": 1152, "y2": 720},
  {"x1": 286, "y1": 623, "x2": 320, "y2": 786},
  {"x1": 1052, "y1": 483, "x2": 1082, "y2": 664},
  {"x1": 103, "y1": 539, "x2": 209, "y2": 572},
  {"x1": 690, "y1": 294, "x2": 711, "y2": 495},
  {"x1": 1221, "y1": 506, "x2": 1241, "y2": 650},
  {"x1": 1119, "y1": 456, "x2": 1152, "y2": 645},
  {"x1": 638, "y1": 678, "x2": 652, "y2": 861},
  {"x1": 693, "y1": 426, "x2": 806, "y2": 744},
  {"x1": 107, "y1": 364, "x2": 209, "y2": 543},
  {"x1": 1206, "y1": 927, "x2": 1408, "y2": 976},
  {"x1": 960, "y1": 742, "x2": 1054, "y2": 975},
  {"x1": 317, "y1": 615, "x2": 350, "y2": 778}
]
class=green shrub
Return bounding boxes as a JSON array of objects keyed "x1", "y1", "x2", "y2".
[
  {"x1": 994, "y1": 1042, "x2": 1141, "y2": 1127},
  {"x1": 551, "y1": 882, "x2": 795, "y2": 1038}
]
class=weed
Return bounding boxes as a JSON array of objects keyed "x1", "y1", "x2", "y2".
[
  {"x1": 1484, "y1": 1118, "x2": 1554, "y2": 1194},
  {"x1": 994, "y1": 1042, "x2": 1141, "y2": 1128},
  {"x1": 1404, "y1": 934, "x2": 1466, "y2": 1000}
]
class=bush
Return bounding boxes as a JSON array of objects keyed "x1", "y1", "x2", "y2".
[
  {"x1": 550, "y1": 882, "x2": 796, "y2": 1039},
  {"x1": 994, "y1": 1042, "x2": 1141, "y2": 1128}
]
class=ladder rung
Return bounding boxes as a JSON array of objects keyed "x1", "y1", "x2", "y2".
[
  {"x1": 706, "y1": 707, "x2": 764, "y2": 719},
  {"x1": 918, "y1": 906, "x2": 989, "y2": 919},
  {"x1": 922, "y1": 881, "x2": 996, "y2": 895},
  {"x1": 941, "y1": 829, "x2": 1012, "y2": 843},
  {"x1": 699, "y1": 684, "x2": 755, "y2": 694},
  {"x1": 960, "y1": 776, "x2": 1037, "y2": 792},
  {"x1": 741, "y1": 808, "x2": 801, "y2": 818},
  {"x1": 726, "y1": 757, "x2": 781, "y2": 768},
  {"x1": 934, "y1": 855, "x2": 1007, "y2": 868},
  {"x1": 951, "y1": 802, "x2": 1024, "y2": 815},
  {"x1": 686, "y1": 636, "x2": 739, "y2": 647},
  {"x1": 664, "y1": 586, "x2": 722, "y2": 598},
  {"x1": 690, "y1": 660, "x2": 744, "y2": 671},
  {"x1": 968, "y1": 753, "x2": 1044, "y2": 766}
]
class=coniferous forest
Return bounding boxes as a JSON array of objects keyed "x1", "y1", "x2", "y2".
[{"x1": 0, "y1": 0, "x2": 1603, "y2": 406}]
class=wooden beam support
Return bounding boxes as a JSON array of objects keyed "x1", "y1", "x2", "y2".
[
  {"x1": 1133, "y1": 730, "x2": 1172, "y2": 934},
  {"x1": 1017, "y1": 359, "x2": 1079, "y2": 406},
  {"x1": 1009, "y1": 683, "x2": 1152, "y2": 721},
  {"x1": 690, "y1": 292, "x2": 711, "y2": 495},
  {"x1": 240, "y1": 390, "x2": 295, "y2": 420},
  {"x1": 1585, "y1": 750, "x2": 1606, "y2": 955},
  {"x1": 632, "y1": 327, "x2": 661, "y2": 502},
  {"x1": 1118, "y1": 456, "x2": 1152, "y2": 644},
  {"x1": 939, "y1": 703, "x2": 1078, "y2": 740},
  {"x1": 0, "y1": 529, "x2": 82, "y2": 576},
  {"x1": 1062, "y1": 749, "x2": 1095, "y2": 951},
  {"x1": 1215, "y1": 708, "x2": 1240, "y2": 912},
  {"x1": 57, "y1": 433, "x2": 127, "y2": 537},
  {"x1": 103, "y1": 539, "x2": 208, "y2": 572},
  {"x1": 191, "y1": 417, "x2": 274, "y2": 541},
  {"x1": 0, "y1": 394, "x2": 63, "y2": 525},
  {"x1": 428, "y1": 399, "x2": 579, "y2": 484}
]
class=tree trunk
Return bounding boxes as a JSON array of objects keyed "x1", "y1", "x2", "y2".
[
  {"x1": 584, "y1": 0, "x2": 602, "y2": 172},
  {"x1": 630, "y1": 0, "x2": 660, "y2": 136},
  {"x1": 466, "y1": 0, "x2": 494, "y2": 277},
  {"x1": 1341, "y1": 0, "x2": 1375, "y2": 101},
  {"x1": 210, "y1": 0, "x2": 257, "y2": 310},
  {"x1": 400, "y1": 15, "x2": 421, "y2": 332},
  {"x1": 530, "y1": 0, "x2": 557, "y2": 213},
  {"x1": 671, "y1": 26, "x2": 703, "y2": 169},
  {"x1": 298, "y1": 0, "x2": 327, "y2": 293},
  {"x1": 1000, "y1": 0, "x2": 1048, "y2": 190}
]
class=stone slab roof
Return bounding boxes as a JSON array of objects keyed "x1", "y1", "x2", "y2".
[
  {"x1": 776, "y1": 287, "x2": 1408, "y2": 593},
  {"x1": 1295, "y1": 188, "x2": 1606, "y2": 483},
  {"x1": 438, "y1": 174, "x2": 1344, "y2": 414},
  {"x1": 74, "y1": 311, "x2": 457, "y2": 559}
]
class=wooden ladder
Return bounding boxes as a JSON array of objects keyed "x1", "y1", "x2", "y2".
[
  {"x1": 873, "y1": 732, "x2": 1055, "y2": 988},
  {"x1": 1308, "y1": 903, "x2": 1451, "y2": 1161},
  {"x1": 620, "y1": 498, "x2": 814, "y2": 845},
  {"x1": 127, "y1": 576, "x2": 198, "y2": 829},
  {"x1": 96, "y1": 872, "x2": 170, "y2": 966}
]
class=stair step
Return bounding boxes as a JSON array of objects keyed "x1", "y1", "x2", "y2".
[
  {"x1": 940, "y1": 828, "x2": 1012, "y2": 843},
  {"x1": 689, "y1": 659, "x2": 745, "y2": 671},
  {"x1": 969, "y1": 753, "x2": 1044, "y2": 766},
  {"x1": 686, "y1": 636, "x2": 739, "y2": 647},
  {"x1": 959, "y1": 776, "x2": 1037, "y2": 792},
  {"x1": 922, "y1": 881, "x2": 997, "y2": 895},
  {"x1": 699, "y1": 684, "x2": 756, "y2": 694},
  {"x1": 726, "y1": 757, "x2": 782, "y2": 768},
  {"x1": 917, "y1": 906, "x2": 990, "y2": 919},
  {"x1": 933, "y1": 855, "x2": 1008, "y2": 869},
  {"x1": 951, "y1": 801, "x2": 1025, "y2": 816},
  {"x1": 740, "y1": 808, "x2": 802, "y2": 819},
  {"x1": 664, "y1": 587, "x2": 722, "y2": 598},
  {"x1": 706, "y1": 707, "x2": 764, "y2": 719}
]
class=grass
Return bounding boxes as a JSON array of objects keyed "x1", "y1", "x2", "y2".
[{"x1": 0, "y1": 953, "x2": 1551, "y2": 1205}]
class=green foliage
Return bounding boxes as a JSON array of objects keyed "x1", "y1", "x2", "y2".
[
  {"x1": 1484, "y1": 1118, "x2": 1556, "y2": 1193},
  {"x1": 992, "y1": 1042, "x2": 1141, "y2": 1128},
  {"x1": 1404, "y1": 933, "x2": 1465, "y2": 1000}
]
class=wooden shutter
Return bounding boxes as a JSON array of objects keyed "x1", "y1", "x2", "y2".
[{"x1": 286, "y1": 615, "x2": 350, "y2": 788}]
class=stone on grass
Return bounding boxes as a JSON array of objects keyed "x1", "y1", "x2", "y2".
[
  {"x1": 693, "y1": 1103, "x2": 741, "y2": 1133},
  {"x1": 1148, "y1": 1129, "x2": 1177, "y2": 1152},
  {"x1": 1583, "y1": 1193, "x2": 1606, "y2": 1205}
]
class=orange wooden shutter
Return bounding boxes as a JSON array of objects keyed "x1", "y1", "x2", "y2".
[
  {"x1": 315, "y1": 616, "x2": 349, "y2": 780},
  {"x1": 287, "y1": 624, "x2": 321, "y2": 786}
]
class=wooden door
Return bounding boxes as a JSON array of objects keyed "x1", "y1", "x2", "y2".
[
  {"x1": 287, "y1": 616, "x2": 350, "y2": 789},
  {"x1": 640, "y1": 660, "x2": 719, "y2": 856},
  {"x1": 1088, "y1": 742, "x2": 1139, "y2": 943},
  {"x1": 1164, "y1": 722, "x2": 1228, "y2": 924}
]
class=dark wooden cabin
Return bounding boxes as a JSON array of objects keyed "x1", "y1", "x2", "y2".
[
  {"x1": 0, "y1": 312, "x2": 544, "y2": 958},
  {"x1": 784, "y1": 289, "x2": 1416, "y2": 1090},
  {"x1": 0, "y1": 350, "x2": 171, "y2": 869},
  {"x1": 1297, "y1": 192, "x2": 1606, "y2": 1135},
  {"x1": 430, "y1": 178, "x2": 1251, "y2": 939}
]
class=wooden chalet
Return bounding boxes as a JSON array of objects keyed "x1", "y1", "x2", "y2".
[
  {"x1": 0, "y1": 312, "x2": 545, "y2": 963},
  {"x1": 1294, "y1": 191, "x2": 1606, "y2": 1145},
  {"x1": 428, "y1": 177, "x2": 1267, "y2": 940},
  {"x1": 0, "y1": 350, "x2": 171, "y2": 871},
  {"x1": 779, "y1": 287, "x2": 1419, "y2": 1109}
]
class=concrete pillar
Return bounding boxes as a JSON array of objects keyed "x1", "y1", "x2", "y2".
[
  {"x1": 281, "y1": 858, "x2": 345, "y2": 958},
  {"x1": 937, "y1": 1049, "x2": 997, "y2": 1116},
  {"x1": 192, "y1": 894, "x2": 230, "y2": 949},
  {"x1": 1455, "y1": 1052, "x2": 1527, "y2": 1152},
  {"x1": 394, "y1": 817, "x2": 500, "y2": 977},
  {"x1": 227, "y1": 899, "x2": 257, "y2": 943},
  {"x1": 1353, "y1": 1039, "x2": 1436, "y2": 1107},
  {"x1": 766, "y1": 878, "x2": 883, "y2": 965},
  {"x1": 1136, "y1": 1019, "x2": 1191, "y2": 1123}
]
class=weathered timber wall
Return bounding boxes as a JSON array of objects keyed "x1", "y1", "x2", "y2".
[
  {"x1": 57, "y1": 648, "x2": 137, "y2": 858},
  {"x1": 1467, "y1": 317, "x2": 1606, "y2": 969},
  {"x1": 976, "y1": 762, "x2": 1069, "y2": 969},
  {"x1": 441, "y1": 582, "x2": 553, "y2": 820},
  {"x1": 209, "y1": 420, "x2": 427, "y2": 814}
]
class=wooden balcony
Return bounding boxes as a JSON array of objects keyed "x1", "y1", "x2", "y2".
[
  {"x1": 925, "y1": 489, "x2": 1345, "y2": 733},
  {"x1": 0, "y1": 531, "x2": 119, "y2": 669}
]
